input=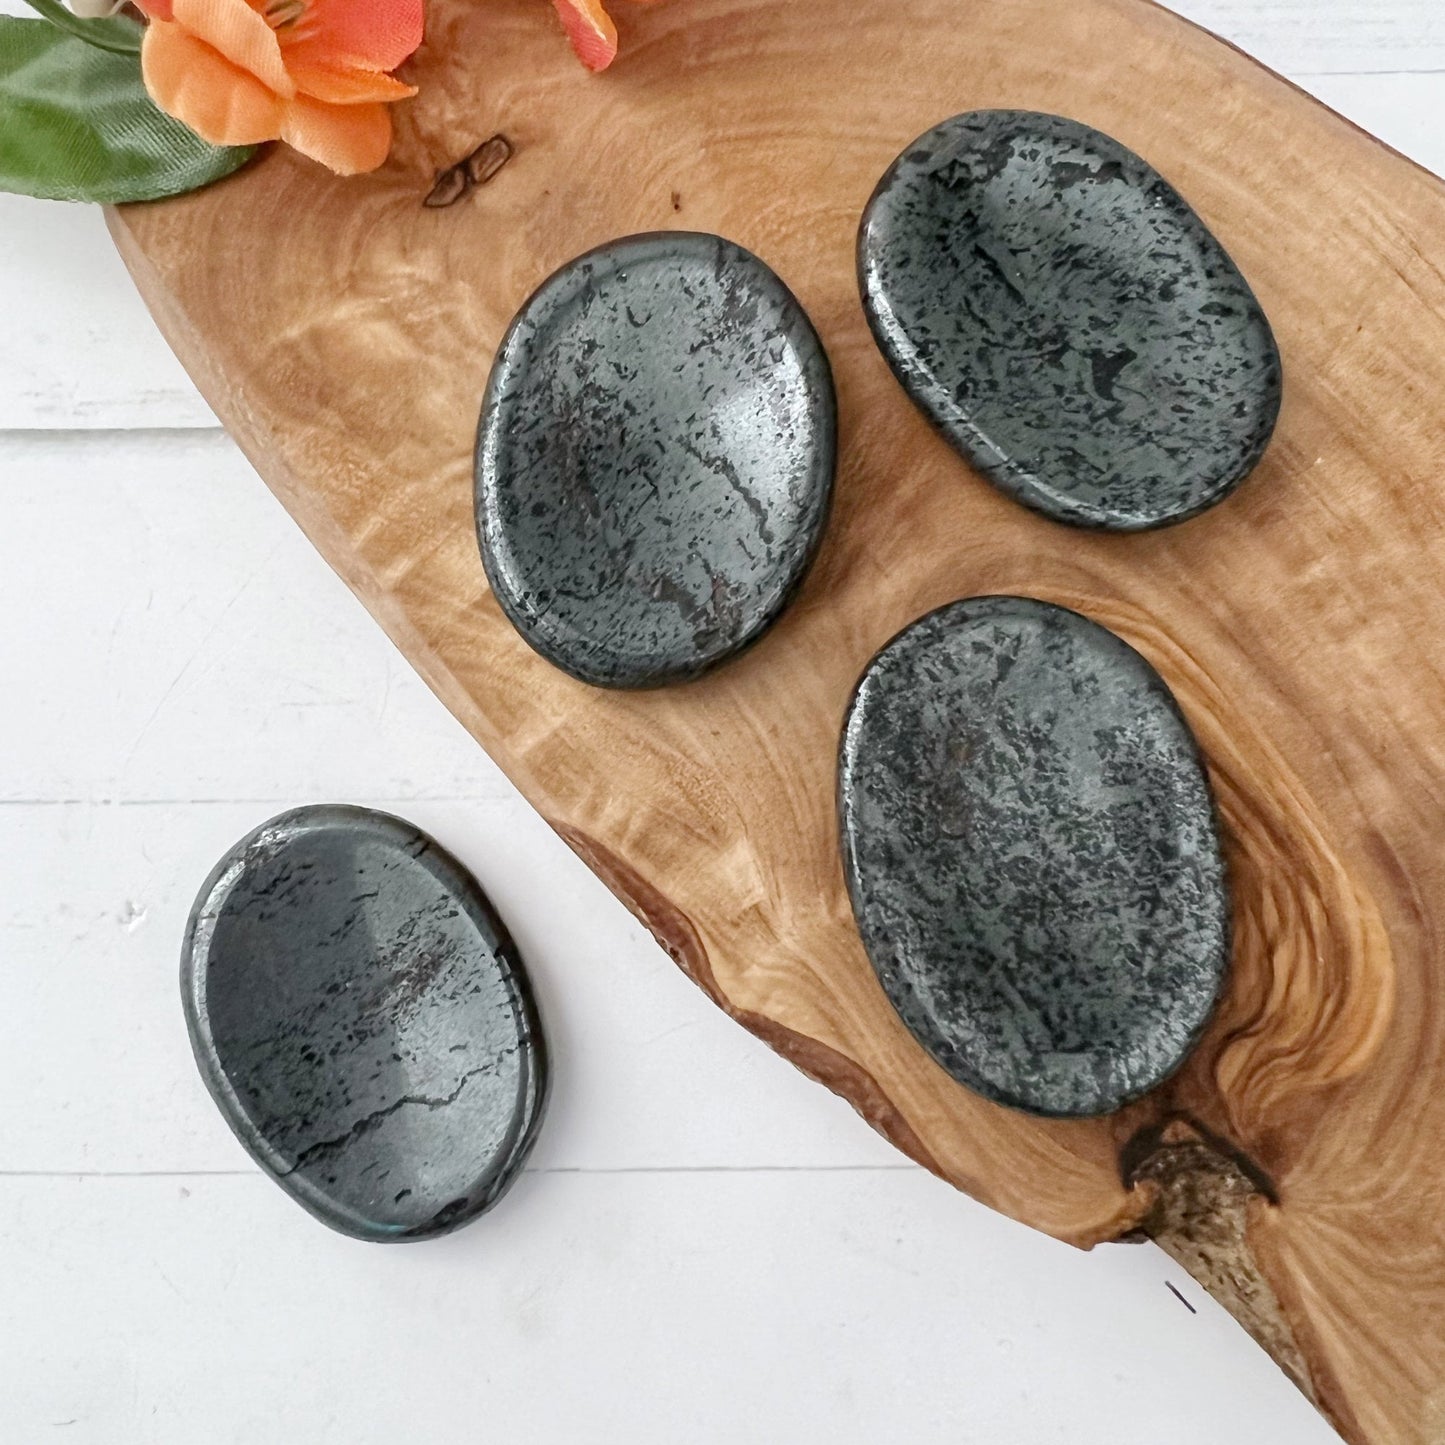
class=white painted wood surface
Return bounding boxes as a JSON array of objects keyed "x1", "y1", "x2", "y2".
[{"x1": 0, "y1": 8, "x2": 1433, "y2": 1440}]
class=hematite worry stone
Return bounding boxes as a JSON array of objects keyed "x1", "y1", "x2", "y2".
[
  {"x1": 476, "y1": 231, "x2": 836, "y2": 688},
  {"x1": 839, "y1": 597, "x2": 1230, "y2": 1118},
  {"x1": 182, "y1": 806, "x2": 548, "y2": 1240},
  {"x1": 858, "y1": 110, "x2": 1282, "y2": 531}
]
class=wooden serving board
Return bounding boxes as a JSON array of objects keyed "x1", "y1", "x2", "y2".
[{"x1": 109, "y1": 1, "x2": 1445, "y2": 1438}]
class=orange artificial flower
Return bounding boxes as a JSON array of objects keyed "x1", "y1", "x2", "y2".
[
  {"x1": 137, "y1": 0, "x2": 423, "y2": 174},
  {"x1": 552, "y1": 0, "x2": 662, "y2": 72}
]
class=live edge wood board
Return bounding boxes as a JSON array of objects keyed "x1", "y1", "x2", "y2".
[{"x1": 109, "y1": 1, "x2": 1445, "y2": 1438}]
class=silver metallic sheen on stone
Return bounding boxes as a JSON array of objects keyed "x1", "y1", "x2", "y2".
[
  {"x1": 859, "y1": 110, "x2": 1282, "y2": 531},
  {"x1": 476, "y1": 232, "x2": 837, "y2": 688},
  {"x1": 182, "y1": 806, "x2": 548, "y2": 1241},
  {"x1": 839, "y1": 597, "x2": 1230, "y2": 1117}
]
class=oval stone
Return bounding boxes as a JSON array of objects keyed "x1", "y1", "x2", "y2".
[
  {"x1": 182, "y1": 806, "x2": 548, "y2": 1240},
  {"x1": 858, "y1": 110, "x2": 1282, "y2": 530},
  {"x1": 839, "y1": 597, "x2": 1229, "y2": 1117},
  {"x1": 476, "y1": 232, "x2": 836, "y2": 688}
]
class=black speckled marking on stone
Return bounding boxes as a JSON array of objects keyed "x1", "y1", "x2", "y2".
[
  {"x1": 839, "y1": 597, "x2": 1230, "y2": 1118},
  {"x1": 182, "y1": 806, "x2": 548, "y2": 1241},
  {"x1": 858, "y1": 111, "x2": 1282, "y2": 531},
  {"x1": 476, "y1": 231, "x2": 837, "y2": 688}
]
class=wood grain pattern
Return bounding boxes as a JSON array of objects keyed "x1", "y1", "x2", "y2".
[{"x1": 108, "y1": 2, "x2": 1445, "y2": 1438}]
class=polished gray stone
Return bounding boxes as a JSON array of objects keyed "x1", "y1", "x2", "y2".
[
  {"x1": 476, "y1": 231, "x2": 836, "y2": 688},
  {"x1": 839, "y1": 597, "x2": 1230, "y2": 1117},
  {"x1": 859, "y1": 110, "x2": 1282, "y2": 530},
  {"x1": 182, "y1": 806, "x2": 548, "y2": 1240}
]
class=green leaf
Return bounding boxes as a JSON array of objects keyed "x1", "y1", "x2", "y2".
[
  {"x1": 0, "y1": 16, "x2": 256, "y2": 203},
  {"x1": 19, "y1": 0, "x2": 142, "y2": 57}
]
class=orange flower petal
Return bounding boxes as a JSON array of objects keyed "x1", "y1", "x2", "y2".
[
  {"x1": 134, "y1": 0, "x2": 174, "y2": 20},
  {"x1": 279, "y1": 94, "x2": 392, "y2": 173},
  {"x1": 289, "y1": 0, "x2": 423, "y2": 74},
  {"x1": 142, "y1": 22, "x2": 285, "y2": 146},
  {"x1": 167, "y1": 0, "x2": 293, "y2": 96},
  {"x1": 289, "y1": 62, "x2": 416, "y2": 103},
  {"x1": 552, "y1": 0, "x2": 617, "y2": 71}
]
